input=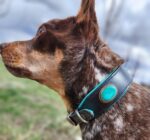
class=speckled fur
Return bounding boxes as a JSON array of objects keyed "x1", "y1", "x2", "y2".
[
  {"x1": 0, "y1": 0, "x2": 150, "y2": 139},
  {"x1": 80, "y1": 84, "x2": 150, "y2": 140},
  {"x1": 60, "y1": 45, "x2": 150, "y2": 140}
]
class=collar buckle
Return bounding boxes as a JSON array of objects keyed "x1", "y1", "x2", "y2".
[
  {"x1": 67, "y1": 113, "x2": 78, "y2": 126},
  {"x1": 67, "y1": 109, "x2": 94, "y2": 126}
]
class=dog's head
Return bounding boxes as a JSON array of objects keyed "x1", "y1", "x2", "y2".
[{"x1": 0, "y1": 0, "x2": 123, "y2": 110}]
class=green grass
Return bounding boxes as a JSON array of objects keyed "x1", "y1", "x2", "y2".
[{"x1": 0, "y1": 60, "x2": 80, "y2": 140}]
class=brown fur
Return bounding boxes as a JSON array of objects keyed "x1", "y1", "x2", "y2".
[{"x1": 0, "y1": 0, "x2": 149, "y2": 139}]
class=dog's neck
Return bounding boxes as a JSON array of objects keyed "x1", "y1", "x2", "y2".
[
  {"x1": 62, "y1": 46, "x2": 106, "y2": 109},
  {"x1": 61, "y1": 44, "x2": 123, "y2": 108},
  {"x1": 60, "y1": 44, "x2": 127, "y2": 140}
]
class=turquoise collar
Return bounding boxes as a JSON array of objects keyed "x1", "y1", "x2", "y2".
[{"x1": 67, "y1": 64, "x2": 133, "y2": 126}]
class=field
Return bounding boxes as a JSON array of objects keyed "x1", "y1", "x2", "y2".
[{"x1": 0, "y1": 60, "x2": 80, "y2": 140}]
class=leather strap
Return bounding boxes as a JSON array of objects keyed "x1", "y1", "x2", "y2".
[{"x1": 67, "y1": 64, "x2": 132, "y2": 126}]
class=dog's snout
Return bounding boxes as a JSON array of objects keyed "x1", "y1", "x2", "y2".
[{"x1": 0, "y1": 43, "x2": 7, "y2": 54}]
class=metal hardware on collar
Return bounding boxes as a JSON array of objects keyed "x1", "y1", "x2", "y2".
[
  {"x1": 75, "y1": 110, "x2": 88, "y2": 124},
  {"x1": 67, "y1": 64, "x2": 133, "y2": 126},
  {"x1": 67, "y1": 113, "x2": 77, "y2": 126},
  {"x1": 67, "y1": 109, "x2": 94, "y2": 126}
]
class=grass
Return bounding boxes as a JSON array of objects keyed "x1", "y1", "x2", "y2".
[{"x1": 0, "y1": 60, "x2": 80, "y2": 140}]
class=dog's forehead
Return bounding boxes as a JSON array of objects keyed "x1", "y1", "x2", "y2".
[
  {"x1": 41, "y1": 17, "x2": 76, "y2": 32},
  {"x1": 48, "y1": 17, "x2": 75, "y2": 26}
]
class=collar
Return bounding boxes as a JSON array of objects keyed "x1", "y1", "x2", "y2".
[{"x1": 67, "y1": 63, "x2": 133, "y2": 126}]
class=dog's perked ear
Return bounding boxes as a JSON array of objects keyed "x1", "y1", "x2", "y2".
[
  {"x1": 96, "y1": 47, "x2": 124, "y2": 71},
  {"x1": 77, "y1": 0, "x2": 99, "y2": 44},
  {"x1": 77, "y1": 0, "x2": 96, "y2": 22}
]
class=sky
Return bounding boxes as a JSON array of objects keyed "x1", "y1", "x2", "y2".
[{"x1": 0, "y1": 0, "x2": 150, "y2": 85}]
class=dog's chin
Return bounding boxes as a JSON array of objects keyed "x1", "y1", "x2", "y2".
[{"x1": 5, "y1": 65, "x2": 31, "y2": 78}]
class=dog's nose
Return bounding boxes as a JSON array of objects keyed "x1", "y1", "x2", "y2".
[{"x1": 0, "y1": 43, "x2": 7, "y2": 54}]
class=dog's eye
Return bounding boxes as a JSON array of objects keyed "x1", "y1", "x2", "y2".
[{"x1": 37, "y1": 26, "x2": 46, "y2": 35}]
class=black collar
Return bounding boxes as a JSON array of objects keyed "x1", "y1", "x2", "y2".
[{"x1": 67, "y1": 64, "x2": 132, "y2": 126}]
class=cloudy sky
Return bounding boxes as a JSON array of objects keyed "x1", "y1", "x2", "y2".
[{"x1": 0, "y1": 0, "x2": 150, "y2": 84}]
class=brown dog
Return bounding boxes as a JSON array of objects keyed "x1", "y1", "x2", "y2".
[{"x1": 0, "y1": 0, "x2": 150, "y2": 139}]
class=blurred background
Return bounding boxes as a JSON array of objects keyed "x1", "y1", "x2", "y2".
[{"x1": 0, "y1": 0, "x2": 149, "y2": 140}]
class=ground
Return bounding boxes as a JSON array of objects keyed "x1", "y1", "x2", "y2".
[{"x1": 0, "y1": 60, "x2": 80, "y2": 140}]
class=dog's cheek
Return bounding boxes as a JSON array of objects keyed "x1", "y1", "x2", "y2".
[{"x1": 54, "y1": 49, "x2": 74, "y2": 111}]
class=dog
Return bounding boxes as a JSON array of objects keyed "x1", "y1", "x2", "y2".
[{"x1": 0, "y1": 0, "x2": 150, "y2": 139}]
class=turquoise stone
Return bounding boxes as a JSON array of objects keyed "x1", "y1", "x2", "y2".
[{"x1": 100, "y1": 85, "x2": 117, "y2": 103}]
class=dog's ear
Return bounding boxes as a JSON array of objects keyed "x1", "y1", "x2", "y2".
[
  {"x1": 96, "y1": 47, "x2": 124, "y2": 71},
  {"x1": 77, "y1": 0, "x2": 97, "y2": 23},
  {"x1": 77, "y1": 0, "x2": 99, "y2": 44}
]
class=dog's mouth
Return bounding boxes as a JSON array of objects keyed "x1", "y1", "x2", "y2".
[{"x1": 5, "y1": 65, "x2": 31, "y2": 78}]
